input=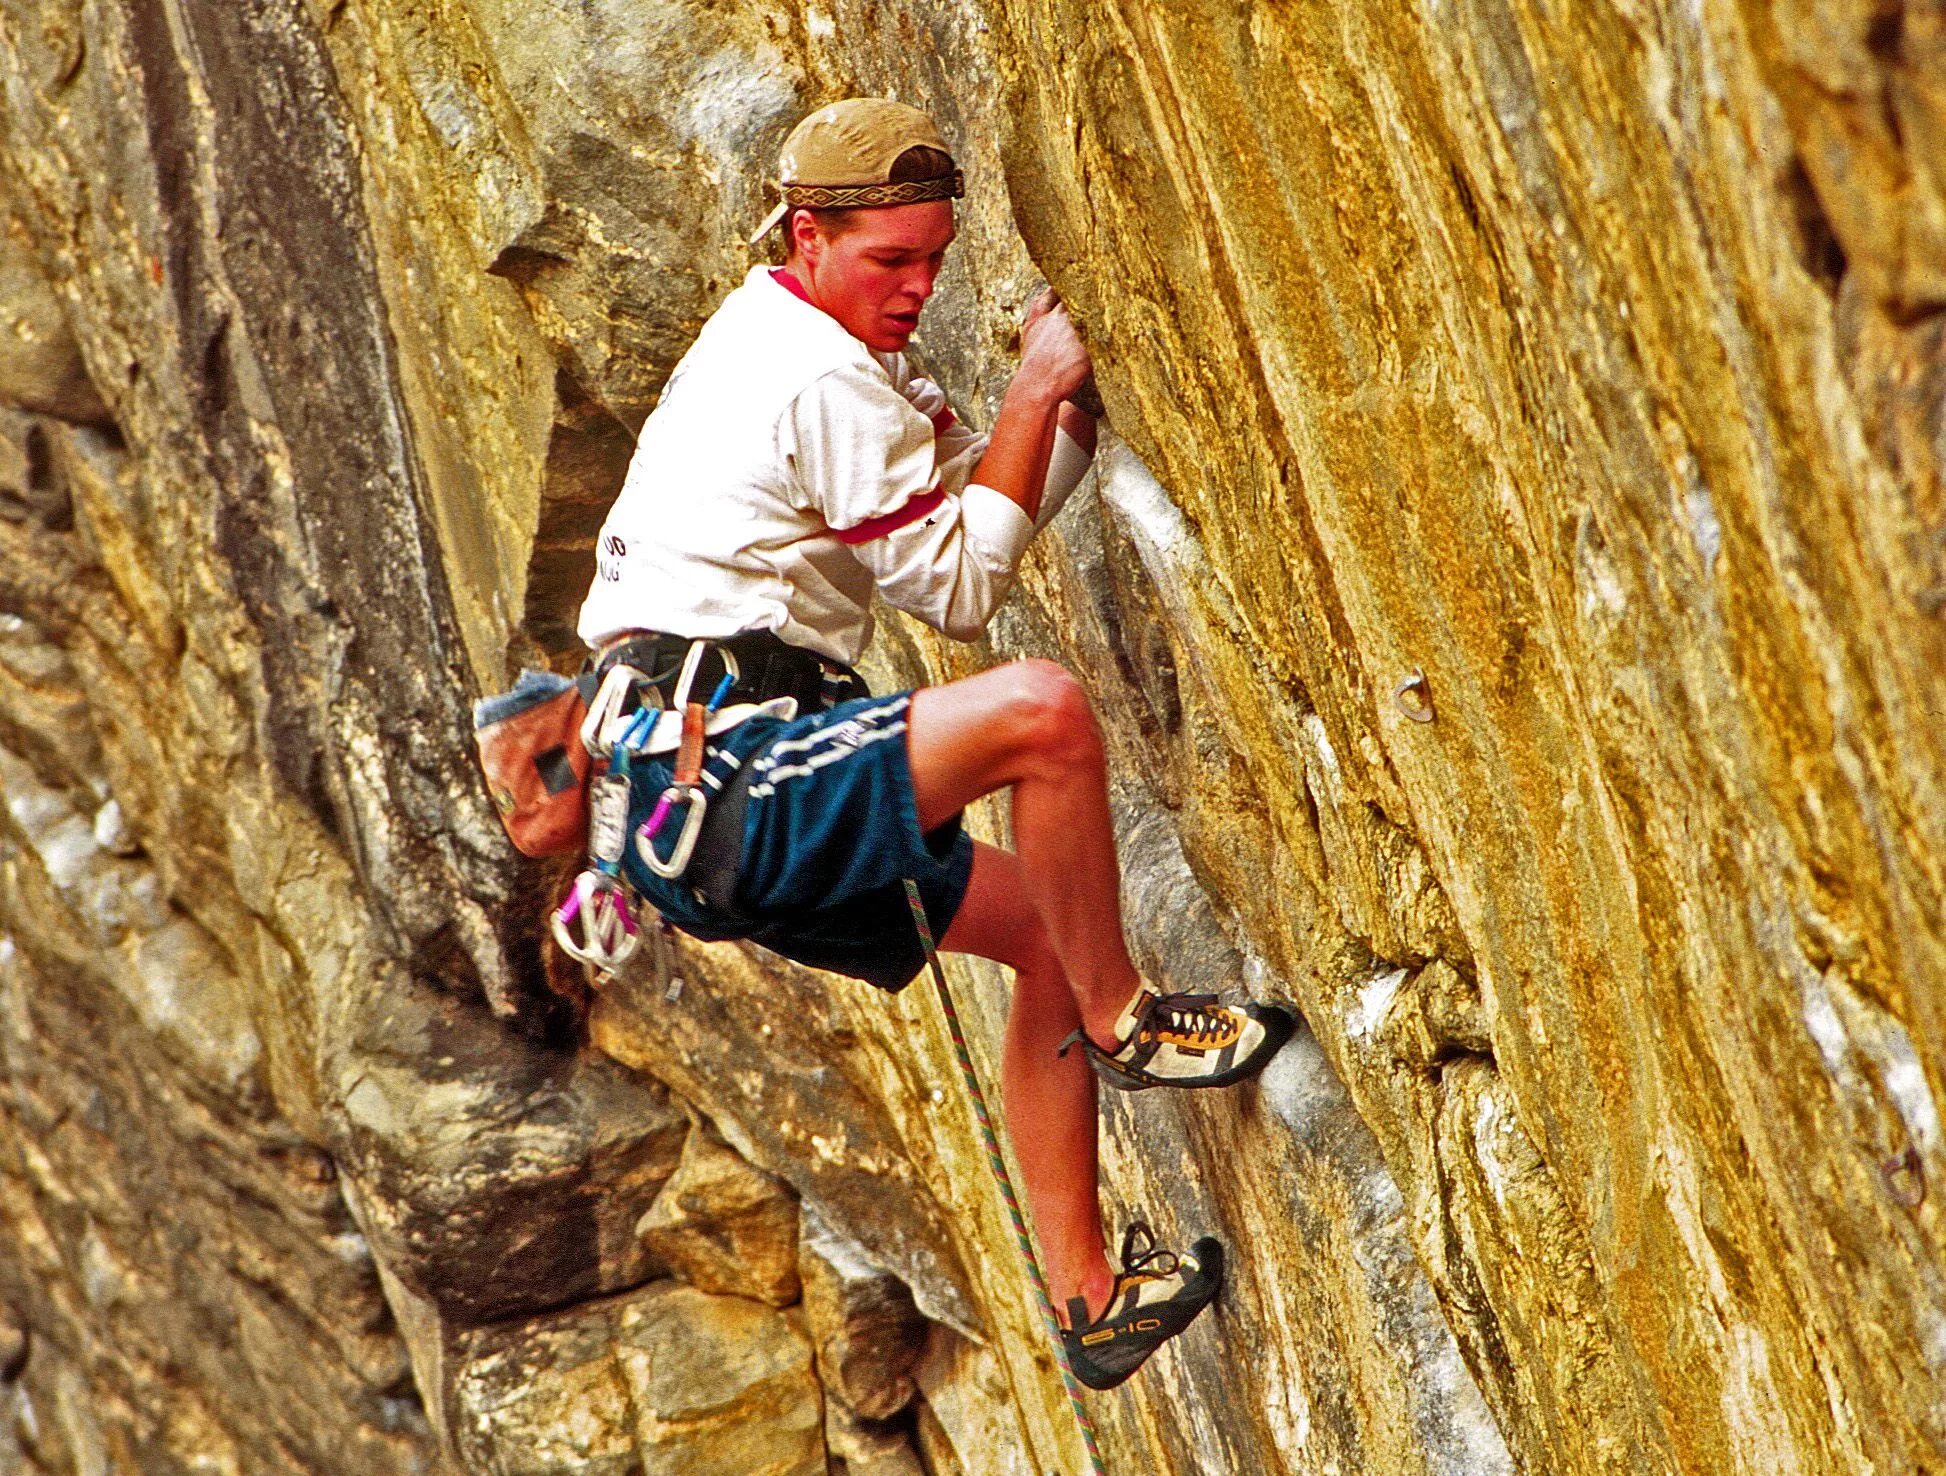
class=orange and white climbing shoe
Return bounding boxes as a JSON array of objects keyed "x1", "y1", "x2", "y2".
[
  {"x1": 1059, "y1": 984, "x2": 1295, "y2": 1092},
  {"x1": 1060, "y1": 1222, "x2": 1225, "y2": 1390}
]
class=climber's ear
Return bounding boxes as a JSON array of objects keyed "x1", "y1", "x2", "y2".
[{"x1": 788, "y1": 207, "x2": 825, "y2": 267}]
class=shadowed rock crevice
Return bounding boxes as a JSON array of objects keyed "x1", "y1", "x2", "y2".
[{"x1": 518, "y1": 369, "x2": 640, "y2": 660}]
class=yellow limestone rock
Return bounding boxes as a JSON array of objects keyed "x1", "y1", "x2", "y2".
[
  {"x1": 445, "y1": 1281, "x2": 825, "y2": 1475},
  {"x1": 635, "y1": 1120, "x2": 802, "y2": 1307},
  {"x1": 0, "y1": 206, "x2": 107, "y2": 426},
  {"x1": 616, "y1": 1285, "x2": 825, "y2": 1476}
]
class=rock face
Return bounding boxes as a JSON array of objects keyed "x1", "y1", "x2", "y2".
[{"x1": 0, "y1": 0, "x2": 1940, "y2": 1473}]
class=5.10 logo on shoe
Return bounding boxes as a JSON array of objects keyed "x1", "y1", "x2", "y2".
[{"x1": 1080, "y1": 1317, "x2": 1162, "y2": 1346}]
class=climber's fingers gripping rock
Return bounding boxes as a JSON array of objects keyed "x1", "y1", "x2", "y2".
[{"x1": 1020, "y1": 295, "x2": 1093, "y2": 405}]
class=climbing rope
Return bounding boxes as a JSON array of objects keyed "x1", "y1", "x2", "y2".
[{"x1": 903, "y1": 879, "x2": 1109, "y2": 1476}]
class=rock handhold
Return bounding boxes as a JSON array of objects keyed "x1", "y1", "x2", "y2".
[
  {"x1": 448, "y1": 1280, "x2": 826, "y2": 1476},
  {"x1": 824, "y1": 1400, "x2": 925, "y2": 1476},
  {"x1": 338, "y1": 985, "x2": 689, "y2": 1326},
  {"x1": 0, "y1": 1312, "x2": 25, "y2": 1382},
  {"x1": 0, "y1": 213, "x2": 109, "y2": 426},
  {"x1": 448, "y1": 1296, "x2": 643, "y2": 1476},
  {"x1": 616, "y1": 1284, "x2": 825, "y2": 1476},
  {"x1": 636, "y1": 1121, "x2": 802, "y2": 1307}
]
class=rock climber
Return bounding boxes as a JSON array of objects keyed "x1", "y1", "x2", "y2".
[{"x1": 576, "y1": 97, "x2": 1294, "y2": 1390}]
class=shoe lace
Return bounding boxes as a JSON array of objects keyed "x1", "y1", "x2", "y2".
[
  {"x1": 1116, "y1": 1220, "x2": 1181, "y2": 1280},
  {"x1": 1135, "y1": 991, "x2": 1228, "y2": 1047}
]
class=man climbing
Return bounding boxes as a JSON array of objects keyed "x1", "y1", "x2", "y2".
[{"x1": 577, "y1": 97, "x2": 1294, "y2": 1390}]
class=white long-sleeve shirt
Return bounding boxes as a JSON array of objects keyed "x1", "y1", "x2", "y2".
[{"x1": 577, "y1": 266, "x2": 1091, "y2": 666}]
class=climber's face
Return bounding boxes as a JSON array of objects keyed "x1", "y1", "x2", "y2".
[{"x1": 790, "y1": 201, "x2": 956, "y2": 352}]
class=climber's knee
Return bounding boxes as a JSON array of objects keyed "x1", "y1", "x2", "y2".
[
  {"x1": 957, "y1": 658, "x2": 1103, "y2": 786},
  {"x1": 908, "y1": 660, "x2": 1104, "y2": 829},
  {"x1": 1000, "y1": 659, "x2": 1104, "y2": 782}
]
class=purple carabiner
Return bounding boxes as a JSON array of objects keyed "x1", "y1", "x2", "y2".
[{"x1": 640, "y1": 790, "x2": 676, "y2": 843}]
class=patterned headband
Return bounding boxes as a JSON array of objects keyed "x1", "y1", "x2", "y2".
[{"x1": 780, "y1": 171, "x2": 965, "y2": 210}]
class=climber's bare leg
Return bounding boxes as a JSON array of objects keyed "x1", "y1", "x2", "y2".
[
  {"x1": 939, "y1": 840, "x2": 1115, "y2": 1324},
  {"x1": 907, "y1": 661, "x2": 1139, "y2": 1046}
]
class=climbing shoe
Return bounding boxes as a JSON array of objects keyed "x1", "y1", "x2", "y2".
[
  {"x1": 1060, "y1": 1222, "x2": 1225, "y2": 1390},
  {"x1": 1059, "y1": 984, "x2": 1295, "y2": 1092}
]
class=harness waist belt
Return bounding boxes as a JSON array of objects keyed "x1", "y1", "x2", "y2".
[{"x1": 593, "y1": 629, "x2": 868, "y2": 714}]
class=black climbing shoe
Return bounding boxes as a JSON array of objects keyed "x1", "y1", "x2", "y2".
[
  {"x1": 1059, "y1": 1222, "x2": 1225, "y2": 1391},
  {"x1": 1060, "y1": 984, "x2": 1295, "y2": 1092}
]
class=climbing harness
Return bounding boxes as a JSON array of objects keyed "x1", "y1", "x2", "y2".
[
  {"x1": 546, "y1": 628, "x2": 866, "y2": 984},
  {"x1": 595, "y1": 626, "x2": 863, "y2": 715},
  {"x1": 903, "y1": 880, "x2": 1110, "y2": 1476}
]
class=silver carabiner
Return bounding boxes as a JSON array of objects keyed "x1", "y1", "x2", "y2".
[
  {"x1": 669, "y1": 638, "x2": 740, "y2": 712},
  {"x1": 637, "y1": 783, "x2": 707, "y2": 879},
  {"x1": 550, "y1": 869, "x2": 641, "y2": 974},
  {"x1": 582, "y1": 664, "x2": 646, "y2": 755}
]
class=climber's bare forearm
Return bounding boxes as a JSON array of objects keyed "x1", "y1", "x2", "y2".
[{"x1": 972, "y1": 368, "x2": 1067, "y2": 523}]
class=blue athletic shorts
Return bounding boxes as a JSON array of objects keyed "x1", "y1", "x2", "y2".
[{"x1": 618, "y1": 690, "x2": 974, "y2": 993}]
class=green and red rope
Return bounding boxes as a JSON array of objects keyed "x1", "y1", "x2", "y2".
[{"x1": 904, "y1": 878, "x2": 1109, "y2": 1476}]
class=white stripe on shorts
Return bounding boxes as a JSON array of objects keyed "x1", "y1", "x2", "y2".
[
  {"x1": 747, "y1": 719, "x2": 909, "y2": 798},
  {"x1": 752, "y1": 696, "x2": 910, "y2": 769}
]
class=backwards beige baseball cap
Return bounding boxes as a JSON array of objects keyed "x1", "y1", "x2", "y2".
[{"x1": 749, "y1": 98, "x2": 964, "y2": 244}]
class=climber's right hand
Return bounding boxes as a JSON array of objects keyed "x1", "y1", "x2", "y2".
[{"x1": 1020, "y1": 298, "x2": 1093, "y2": 406}]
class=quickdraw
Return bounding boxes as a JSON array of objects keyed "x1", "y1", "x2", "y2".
[
  {"x1": 550, "y1": 867, "x2": 640, "y2": 976},
  {"x1": 636, "y1": 643, "x2": 737, "y2": 881},
  {"x1": 551, "y1": 724, "x2": 652, "y2": 977}
]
